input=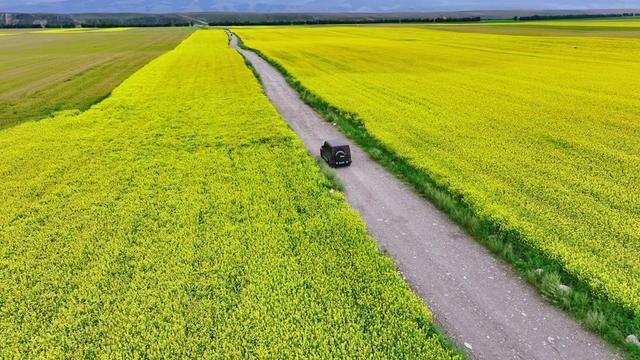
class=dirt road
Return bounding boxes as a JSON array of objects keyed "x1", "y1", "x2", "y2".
[{"x1": 228, "y1": 32, "x2": 619, "y2": 360}]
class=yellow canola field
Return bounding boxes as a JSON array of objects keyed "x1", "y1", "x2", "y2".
[
  {"x1": 236, "y1": 26, "x2": 640, "y2": 315},
  {"x1": 0, "y1": 30, "x2": 460, "y2": 358}
]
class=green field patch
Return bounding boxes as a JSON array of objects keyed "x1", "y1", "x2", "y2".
[{"x1": 0, "y1": 27, "x2": 192, "y2": 129}]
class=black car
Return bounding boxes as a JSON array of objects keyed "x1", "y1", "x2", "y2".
[{"x1": 320, "y1": 139, "x2": 352, "y2": 167}]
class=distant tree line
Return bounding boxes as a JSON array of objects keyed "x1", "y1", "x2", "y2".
[
  {"x1": 0, "y1": 13, "x2": 194, "y2": 28},
  {"x1": 4, "y1": 10, "x2": 638, "y2": 29},
  {"x1": 0, "y1": 23, "x2": 194, "y2": 29},
  {"x1": 205, "y1": 16, "x2": 482, "y2": 26},
  {"x1": 1, "y1": 12, "x2": 482, "y2": 28},
  {"x1": 514, "y1": 13, "x2": 638, "y2": 21}
]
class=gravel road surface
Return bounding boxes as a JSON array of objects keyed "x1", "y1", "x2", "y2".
[{"x1": 229, "y1": 32, "x2": 619, "y2": 360}]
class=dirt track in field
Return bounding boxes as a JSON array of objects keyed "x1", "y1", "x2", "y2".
[{"x1": 228, "y1": 32, "x2": 620, "y2": 360}]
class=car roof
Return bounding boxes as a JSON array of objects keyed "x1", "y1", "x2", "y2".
[{"x1": 325, "y1": 138, "x2": 350, "y2": 147}]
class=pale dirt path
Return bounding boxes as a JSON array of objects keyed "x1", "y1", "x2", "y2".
[
  {"x1": 228, "y1": 32, "x2": 620, "y2": 360},
  {"x1": 180, "y1": 15, "x2": 208, "y2": 26}
]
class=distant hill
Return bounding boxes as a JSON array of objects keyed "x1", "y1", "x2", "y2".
[{"x1": 2, "y1": 0, "x2": 640, "y2": 13}]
